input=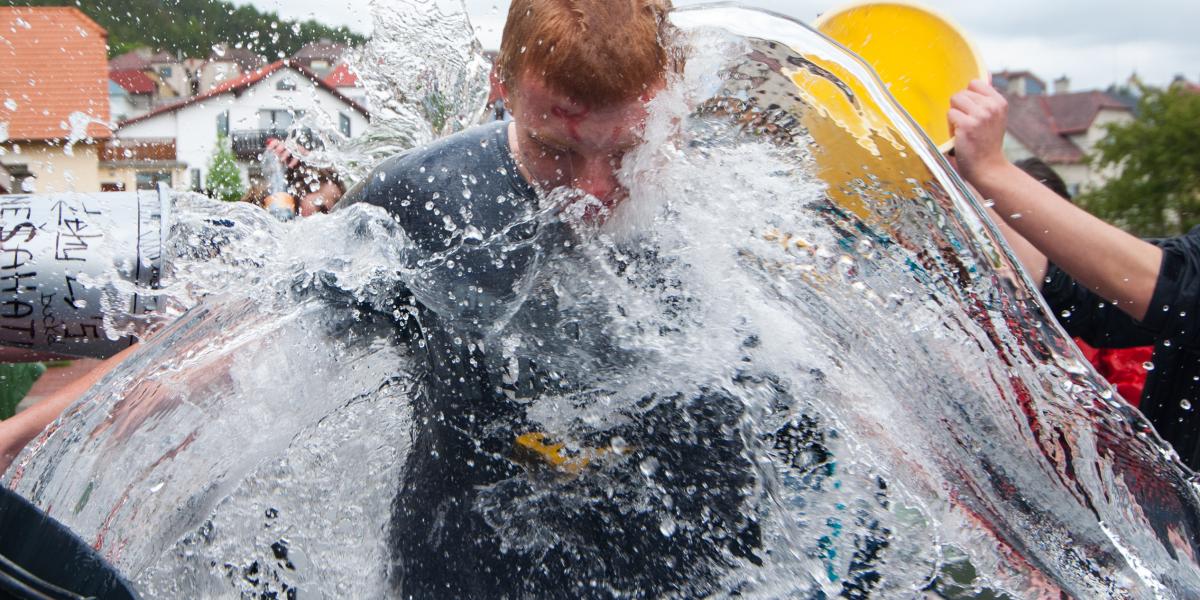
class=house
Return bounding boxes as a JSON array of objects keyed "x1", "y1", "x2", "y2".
[
  {"x1": 292, "y1": 40, "x2": 347, "y2": 78},
  {"x1": 197, "y1": 44, "x2": 266, "y2": 94},
  {"x1": 1000, "y1": 76, "x2": 1134, "y2": 196},
  {"x1": 324, "y1": 62, "x2": 368, "y2": 108},
  {"x1": 109, "y1": 48, "x2": 190, "y2": 100},
  {"x1": 109, "y1": 69, "x2": 157, "y2": 121},
  {"x1": 992, "y1": 70, "x2": 1047, "y2": 97},
  {"x1": 114, "y1": 60, "x2": 370, "y2": 192},
  {"x1": 0, "y1": 7, "x2": 111, "y2": 193}
]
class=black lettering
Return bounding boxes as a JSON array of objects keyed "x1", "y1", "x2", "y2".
[
  {"x1": 55, "y1": 231, "x2": 99, "y2": 261},
  {"x1": 0, "y1": 222, "x2": 37, "y2": 243},
  {"x1": 0, "y1": 270, "x2": 38, "y2": 294},
  {"x1": 1, "y1": 299, "x2": 34, "y2": 319},
  {"x1": 63, "y1": 276, "x2": 81, "y2": 308},
  {"x1": 62, "y1": 322, "x2": 100, "y2": 339},
  {"x1": 0, "y1": 247, "x2": 33, "y2": 270},
  {"x1": 0, "y1": 206, "x2": 32, "y2": 221},
  {"x1": 0, "y1": 320, "x2": 36, "y2": 346}
]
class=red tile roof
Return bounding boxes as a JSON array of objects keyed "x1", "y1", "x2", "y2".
[
  {"x1": 109, "y1": 69, "x2": 157, "y2": 95},
  {"x1": 293, "y1": 40, "x2": 346, "y2": 62},
  {"x1": 0, "y1": 7, "x2": 111, "y2": 141},
  {"x1": 1039, "y1": 91, "x2": 1130, "y2": 134},
  {"x1": 119, "y1": 59, "x2": 368, "y2": 127},
  {"x1": 323, "y1": 62, "x2": 359, "y2": 88},
  {"x1": 1004, "y1": 91, "x2": 1131, "y2": 164}
]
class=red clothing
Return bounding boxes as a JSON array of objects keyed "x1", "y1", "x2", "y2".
[{"x1": 1075, "y1": 339, "x2": 1153, "y2": 407}]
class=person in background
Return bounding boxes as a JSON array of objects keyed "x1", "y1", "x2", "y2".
[
  {"x1": 1012, "y1": 157, "x2": 1153, "y2": 406},
  {"x1": 951, "y1": 79, "x2": 1200, "y2": 468},
  {"x1": 241, "y1": 138, "x2": 345, "y2": 219}
]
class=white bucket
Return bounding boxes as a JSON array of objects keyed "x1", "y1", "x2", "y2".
[{"x1": 0, "y1": 186, "x2": 170, "y2": 358}]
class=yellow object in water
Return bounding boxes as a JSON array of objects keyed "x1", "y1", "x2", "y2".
[
  {"x1": 514, "y1": 432, "x2": 594, "y2": 474},
  {"x1": 814, "y1": 1, "x2": 987, "y2": 152}
]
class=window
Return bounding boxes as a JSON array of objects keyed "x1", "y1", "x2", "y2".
[
  {"x1": 100, "y1": 182, "x2": 126, "y2": 192},
  {"x1": 136, "y1": 171, "x2": 172, "y2": 191},
  {"x1": 339, "y1": 112, "x2": 351, "y2": 137},
  {"x1": 276, "y1": 77, "x2": 297, "y2": 91},
  {"x1": 217, "y1": 110, "x2": 230, "y2": 137},
  {"x1": 159, "y1": 66, "x2": 172, "y2": 78},
  {"x1": 258, "y1": 109, "x2": 304, "y2": 132},
  {"x1": 5, "y1": 163, "x2": 33, "y2": 193},
  {"x1": 190, "y1": 169, "x2": 202, "y2": 192}
]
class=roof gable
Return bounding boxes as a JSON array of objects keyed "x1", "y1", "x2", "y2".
[
  {"x1": 110, "y1": 69, "x2": 157, "y2": 95},
  {"x1": 324, "y1": 63, "x2": 360, "y2": 88},
  {"x1": 118, "y1": 60, "x2": 368, "y2": 128},
  {"x1": 1041, "y1": 91, "x2": 1130, "y2": 134},
  {"x1": 0, "y1": 7, "x2": 112, "y2": 141},
  {"x1": 1002, "y1": 90, "x2": 1132, "y2": 164},
  {"x1": 1004, "y1": 94, "x2": 1084, "y2": 164}
]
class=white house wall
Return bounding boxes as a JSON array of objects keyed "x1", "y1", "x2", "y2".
[{"x1": 116, "y1": 67, "x2": 370, "y2": 191}]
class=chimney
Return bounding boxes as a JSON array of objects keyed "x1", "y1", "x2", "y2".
[{"x1": 1053, "y1": 75, "x2": 1070, "y2": 95}]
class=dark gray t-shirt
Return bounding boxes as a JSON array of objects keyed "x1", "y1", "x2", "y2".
[
  {"x1": 339, "y1": 121, "x2": 556, "y2": 328},
  {"x1": 337, "y1": 122, "x2": 761, "y2": 597}
]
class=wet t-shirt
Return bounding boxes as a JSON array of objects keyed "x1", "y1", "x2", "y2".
[
  {"x1": 338, "y1": 122, "x2": 764, "y2": 598},
  {"x1": 339, "y1": 120, "x2": 548, "y2": 325}
]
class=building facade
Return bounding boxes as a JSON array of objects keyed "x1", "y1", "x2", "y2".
[
  {"x1": 115, "y1": 61, "x2": 370, "y2": 192},
  {"x1": 0, "y1": 7, "x2": 111, "y2": 194}
]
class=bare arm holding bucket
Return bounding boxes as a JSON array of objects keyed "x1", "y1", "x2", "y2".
[
  {"x1": 0, "y1": 345, "x2": 137, "y2": 472},
  {"x1": 950, "y1": 80, "x2": 1162, "y2": 321}
]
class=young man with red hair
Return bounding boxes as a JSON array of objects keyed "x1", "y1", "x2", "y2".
[{"x1": 339, "y1": 1, "x2": 763, "y2": 597}]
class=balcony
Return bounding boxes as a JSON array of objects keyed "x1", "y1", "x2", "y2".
[
  {"x1": 230, "y1": 128, "x2": 323, "y2": 160},
  {"x1": 98, "y1": 138, "x2": 176, "y2": 162}
]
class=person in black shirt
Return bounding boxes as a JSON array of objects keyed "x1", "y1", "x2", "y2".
[
  {"x1": 951, "y1": 79, "x2": 1200, "y2": 469},
  {"x1": 338, "y1": 1, "x2": 774, "y2": 597}
]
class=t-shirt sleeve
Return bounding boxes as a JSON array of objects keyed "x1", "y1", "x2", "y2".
[
  {"x1": 1041, "y1": 262, "x2": 1158, "y2": 348},
  {"x1": 1138, "y1": 228, "x2": 1200, "y2": 348}
]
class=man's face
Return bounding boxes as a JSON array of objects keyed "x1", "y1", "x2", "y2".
[{"x1": 504, "y1": 72, "x2": 659, "y2": 213}]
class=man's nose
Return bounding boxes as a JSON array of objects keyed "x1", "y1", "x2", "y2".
[{"x1": 573, "y1": 157, "x2": 621, "y2": 203}]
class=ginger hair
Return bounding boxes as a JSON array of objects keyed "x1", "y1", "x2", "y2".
[{"x1": 496, "y1": 0, "x2": 673, "y2": 106}]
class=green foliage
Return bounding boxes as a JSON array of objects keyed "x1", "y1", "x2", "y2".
[
  {"x1": 0, "y1": 0, "x2": 365, "y2": 59},
  {"x1": 206, "y1": 135, "x2": 244, "y2": 202},
  {"x1": 0, "y1": 363, "x2": 46, "y2": 420},
  {"x1": 1079, "y1": 86, "x2": 1200, "y2": 237}
]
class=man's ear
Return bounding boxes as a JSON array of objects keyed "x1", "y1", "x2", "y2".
[{"x1": 489, "y1": 66, "x2": 509, "y2": 104}]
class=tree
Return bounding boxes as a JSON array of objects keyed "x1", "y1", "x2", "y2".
[
  {"x1": 2, "y1": 0, "x2": 365, "y2": 59},
  {"x1": 205, "y1": 136, "x2": 244, "y2": 202},
  {"x1": 1080, "y1": 85, "x2": 1200, "y2": 237}
]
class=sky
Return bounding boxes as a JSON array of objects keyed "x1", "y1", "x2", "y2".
[{"x1": 247, "y1": 0, "x2": 1200, "y2": 91}]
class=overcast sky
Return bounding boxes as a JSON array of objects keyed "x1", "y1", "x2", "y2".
[{"x1": 248, "y1": 0, "x2": 1200, "y2": 91}]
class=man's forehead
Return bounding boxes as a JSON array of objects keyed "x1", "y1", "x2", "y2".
[{"x1": 514, "y1": 72, "x2": 661, "y2": 115}]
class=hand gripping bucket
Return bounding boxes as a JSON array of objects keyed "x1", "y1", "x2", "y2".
[{"x1": 0, "y1": 185, "x2": 170, "y2": 359}]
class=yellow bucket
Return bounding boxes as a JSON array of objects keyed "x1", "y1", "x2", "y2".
[{"x1": 814, "y1": 1, "x2": 987, "y2": 152}]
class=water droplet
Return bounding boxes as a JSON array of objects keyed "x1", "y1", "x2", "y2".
[
  {"x1": 1059, "y1": 310, "x2": 1072, "y2": 318},
  {"x1": 639, "y1": 457, "x2": 659, "y2": 478},
  {"x1": 1182, "y1": 400, "x2": 1193, "y2": 411},
  {"x1": 1009, "y1": 212, "x2": 1023, "y2": 220},
  {"x1": 1143, "y1": 361, "x2": 1155, "y2": 372},
  {"x1": 462, "y1": 225, "x2": 483, "y2": 243},
  {"x1": 3, "y1": 99, "x2": 16, "y2": 111},
  {"x1": 659, "y1": 515, "x2": 677, "y2": 537}
]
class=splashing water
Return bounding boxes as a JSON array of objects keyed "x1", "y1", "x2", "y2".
[{"x1": 5, "y1": 4, "x2": 1200, "y2": 598}]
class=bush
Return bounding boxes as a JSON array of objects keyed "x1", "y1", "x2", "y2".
[{"x1": 205, "y1": 134, "x2": 245, "y2": 202}]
